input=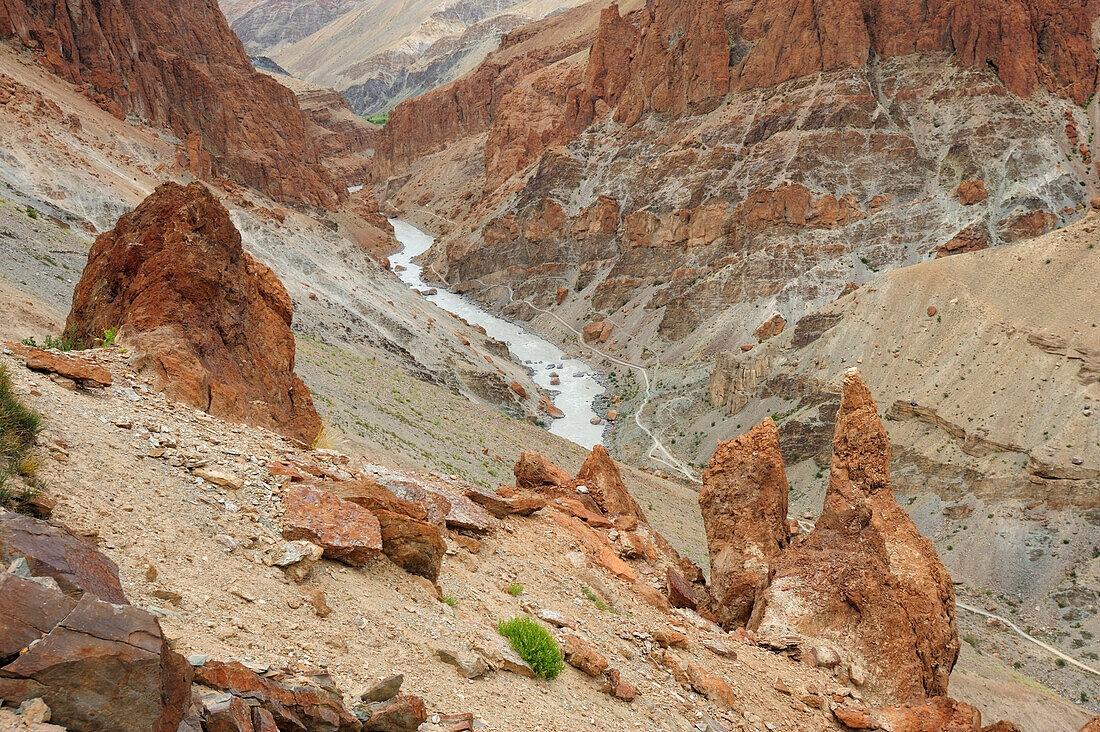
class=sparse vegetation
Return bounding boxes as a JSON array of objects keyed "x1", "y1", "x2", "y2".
[
  {"x1": 496, "y1": 616, "x2": 563, "y2": 679},
  {"x1": 582, "y1": 586, "x2": 616, "y2": 613},
  {"x1": 963, "y1": 634, "x2": 981, "y2": 653},
  {"x1": 0, "y1": 364, "x2": 44, "y2": 508},
  {"x1": 364, "y1": 113, "x2": 389, "y2": 126},
  {"x1": 507, "y1": 583, "x2": 524, "y2": 597},
  {"x1": 441, "y1": 594, "x2": 458, "y2": 607}
]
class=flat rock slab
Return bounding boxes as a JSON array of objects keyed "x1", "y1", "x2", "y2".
[
  {"x1": 18, "y1": 347, "x2": 113, "y2": 387},
  {"x1": 281, "y1": 484, "x2": 382, "y2": 565}
]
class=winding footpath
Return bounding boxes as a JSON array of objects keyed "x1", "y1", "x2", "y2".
[{"x1": 955, "y1": 601, "x2": 1100, "y2": 677}]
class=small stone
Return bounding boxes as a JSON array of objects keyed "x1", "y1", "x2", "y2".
[
  {"x1": 188, "y1": 654, "x2": 211, "y2": 667},
  {"x1": 560, "y1": 634, "x2": 608, "y2": 677},
  {"x1": 701, "y1": 637, "x2": 735, "y2": 657},
  {"x1": 214, "y1": 534, "x2": 238, "y2": 551},
  {"x1": 652, "y1": 627, "x2": 689, "y2": 648},
  {"x1": 192, "y1": 467, "x2": 244, "y2": 490},
  {"x1": 274, "y1": 540, "x2": 325, "y2": 583},
  {"x1": 360, "y1": 674, "x2": 404, "y2": 702},
  {"x1": 536, "y1": 608, "x2": 576, "y2": 629},
  {"x1": 308, "y1": 589, "x2": 331, "y2": 618},
  {"x1": 927, "y1": 306, "x2": 937, "y2": 317},
  {"x1": 435, "y1": 647, "x2": 489, "y2": 679},
  {"x1": 17, "y1": 698, "x2": 51, "y2": 724}
]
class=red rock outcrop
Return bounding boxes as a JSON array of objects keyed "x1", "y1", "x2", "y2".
[
  {"x1": 193, "y1": 660, "x2": 361, "y2": 731},
  {"x1": 698, "y1": 418, "x2": 791, "y2": 629},
  {"x1": 0, "y1": 0, "x2": 343, "y2": 207},
  {"x1": 834, "y1": 696, "x2": 984, "y2": 731},
  {"x1": 749, "y1": 369, "x2": 959, "y2": 704},
  {"x1": 65, "y1": 182, "x2": 322, "y2": 444},
  {"x1": 514, "y1": 450, "x2": 573, "y2": 490},
  {"x1": 281, "y1": 483, "x2": 383, "y2": 566},
  {"x1": 575, "y1": 445, "x2": 644, "y2": 519},
  {"x1": 955, "y1": 180, "x2": 988, "y2": 206},
  {"x1": 753, "y1": 315, "x2": 786, "y2": 341}
]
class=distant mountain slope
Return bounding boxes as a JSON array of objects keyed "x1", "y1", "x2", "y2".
[{"x1": 253, "y1": 0, "x2": 586, "y2": 114}]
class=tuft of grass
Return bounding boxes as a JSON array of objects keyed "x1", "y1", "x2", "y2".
[
  {"x1": 101, "y1": 328, "x2": 117, "y2": 347},
  {"x1": 507, "y1": 583, "x2": 524, "y2": 597},
  {"x1": 582, "y1": 586, "x2": 617, "y2": 613},
  {"x1": 963, "y1": 634, "x2": 981, "y2": 654},
  {"x1": 441, "y1": 595, "x2": 458, "y2": 607},
  {"x1": 0, "y1": 364, "x2": 44, "y2": 506},
  {"x1": 496, "y1": 616, "x2": 563, "y2": 679}
]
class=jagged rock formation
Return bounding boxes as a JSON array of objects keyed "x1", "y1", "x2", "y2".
[
  {"x1": 0, "y1": 0, "x2": 343, "y2": 207},
  {"x1": 228, "y1": 0, "x2": 363, "y2": 54},
  {"x1": 367, "y1": 0, "x2": 1099, "y2": 361},
  {"x1": 65, "y1": 182, "x2": 322, "y2": 444},
  {"x1": 745, "y1": 370, "x2": 959, "y2": 704},
  {"x1": 698, "y1": 418, "x2": 790, "y2": 629}
]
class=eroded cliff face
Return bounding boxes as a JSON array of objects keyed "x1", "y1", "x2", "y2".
[
  {"x1": 368, "y1": 0, "x2": 1100, "y2": 361},
  {"x1": 0, "y1": 0, "x2": 345, "y2": 207}
]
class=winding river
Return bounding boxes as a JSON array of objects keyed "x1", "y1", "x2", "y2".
[{"x1": 388, "y1": 219, "x2": 606, "y2": 449}]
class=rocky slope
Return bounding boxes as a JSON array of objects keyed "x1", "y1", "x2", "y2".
[
  {"x1": 0, "y1": 0, "x2": 344, "y2": 207},
  {"x1": 2, "y1": 344, "x2": 1095, "y2": 730},
  {"x1": 367, "y1": 0, "x2": 1099, "y2": 367}
]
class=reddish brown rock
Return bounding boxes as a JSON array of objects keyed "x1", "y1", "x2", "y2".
[
  {"x1": 538, "y1": 395, "x2": 565, "y2": 419},
  {"x1": 750, "y1": 369, "x2": 959, "y2": 704},
  {"x1": 982, "y1": 722, "x2": 1023, "y2": 732},
  {"x1": 65, "y1": 183, "x2": 322, "y2": 444},
  {"x1": 936, "y1": 222, "x2": 991, "y2": 258},
  {"x1": 582, "y1": 320, "x2": 614, "y2": 344},
  {"x1": 666, "y1": 567, "x2": 697, "y2": 610},
  {"x1": 328, "y1": 478, "x2": 429, "y2": 521},
  {"x1": 548, "y1": 511, "x2": 636, "y2": 582},
  {"x1": 575, "y1": 445, "x2": 644, "y2": 519},
  {"x1": 0, "y1": 577, "x2": 192, "y2": 732},
  {"x1": 17, "y1": 347, "x2": 112, "y2": 387},
  {"x1": 753, "y1": 314, "x2": 786, "y2": 341},
  {"x1": 877, "y1": 696, "x2": 983, "y2": 731},
  {"x1": 0, "y1": 0, "x2": 343, "y2": 207},
  {"x1": 1078, "y1": 719, "x2": 1100, "y2": 732},
  {"x1": 202, "y1": 694, "x2": 254, "y2": 732},
  {"x1": 600, "y1": 668, "x2": 636, "y2": 701},
  {"x1": 954, "y1": 180, "x2": 988, "y2": 206},
  {"x1": 373, "y1": 509, "x2": 446, "y2": 581},
  {"x1": 560, "y1": 634, "x2": 609, "y2": 677},
  {"x1": 509, "y1": 381, "x2": 529, "y2": 399},
  {"x1": 363, "y1": 695, "x2": 427, "y2": 732},
  {"x1": 514, "y1": 450, "x2": 572, "y2": 490},
  {"x1": 698, "y1": 418, "x2": 791, "y2": 629},
  {"x1": 281, "y1": 483, "x2": 382, "y2": 565},
  {"x1": 193, "y1": 660, "x2": 360, "y2": 731},
  {"x1": 0, "y1": 513, "x2": 126, "y2": 604}
]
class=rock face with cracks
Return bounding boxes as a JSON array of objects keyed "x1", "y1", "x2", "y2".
[
  {"x1": 65, "y1": 182, "x2": 322, "y2": 445},
  {"x1": 698, "y1": 418, "x2": 791, "y2": 629},
  {"x1": 745, "y1": 369, "x2": 959, "y2": 704}
]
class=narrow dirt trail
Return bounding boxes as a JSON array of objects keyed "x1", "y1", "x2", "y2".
[{"x1": 956, "y1": 601, "x2": 1100, "y2": 678}]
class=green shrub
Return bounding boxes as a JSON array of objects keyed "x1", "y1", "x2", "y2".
[
  {"x1": 441, "y1": 595, "x2": 458, "y2": 607},
  {"x1": 0, "y1": 364, "x2": 43, "y2": 503},
  {"x1": 101, "y1": 328, "x2": 117, "y2": 347},
  {"x1": 496, "y1": 616, "x2": 563, "y2": 679},
  {"x1": 507, "y1": 583, "x2": 523, "y2": 597}
]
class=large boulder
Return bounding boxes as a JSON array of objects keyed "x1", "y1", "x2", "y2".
[
  {"x1": 282, "y1": 484, "x2": 382, "y2": 565},
  {"x1": 698, "y1": 418, "x2": 790, "y2": 629},
  {"x1": 575, "y1": 445, "x2": 644, "y2": 520},
  {"x1": 0, "y1": 513, "x2": 126, "y2": 604},
  {"x1": 749, "y1": 369, "x2": 959, "y2": 703},
  {"x1": 65, "y1": 182, "x2": 322, "y2": 444},
  {"x1": 0, "y1": 562, "x2": 191, "y2": 732},
  {"x1": 514, "y1": 450, "x2": 572, "y2": 490}
]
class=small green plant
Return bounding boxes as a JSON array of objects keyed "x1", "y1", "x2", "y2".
[
  {"x1": 496, "y1": 616, "x2": 563, "y2": 679},
  {"x1": 963, "y1": 634, "x2": 981, "y2": 654},
  {"x1": 24, "y1": 206, "x2": 37, "y2": 219},
  {"x1": 441, "y1": 595, "x2": 458, "y2": 607},
  {"x1": 1055, "y1": 658, "x2": 1066, "y2": 668},
  {"x1": 582, "y1": 586, "x2": 616, "y2": 613},
  {"x1": 0, "y1": 364, "x2": 44, "y2": 505},
  {"x1": 364, "y1": 113, "x2": 389, "y2": 126},
  {"x1": 507, "y1": 583, "x2": 524, "y2": 597},
  {"x1": 101, "y1": 328, "x2": 117, "y2": 347}
]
